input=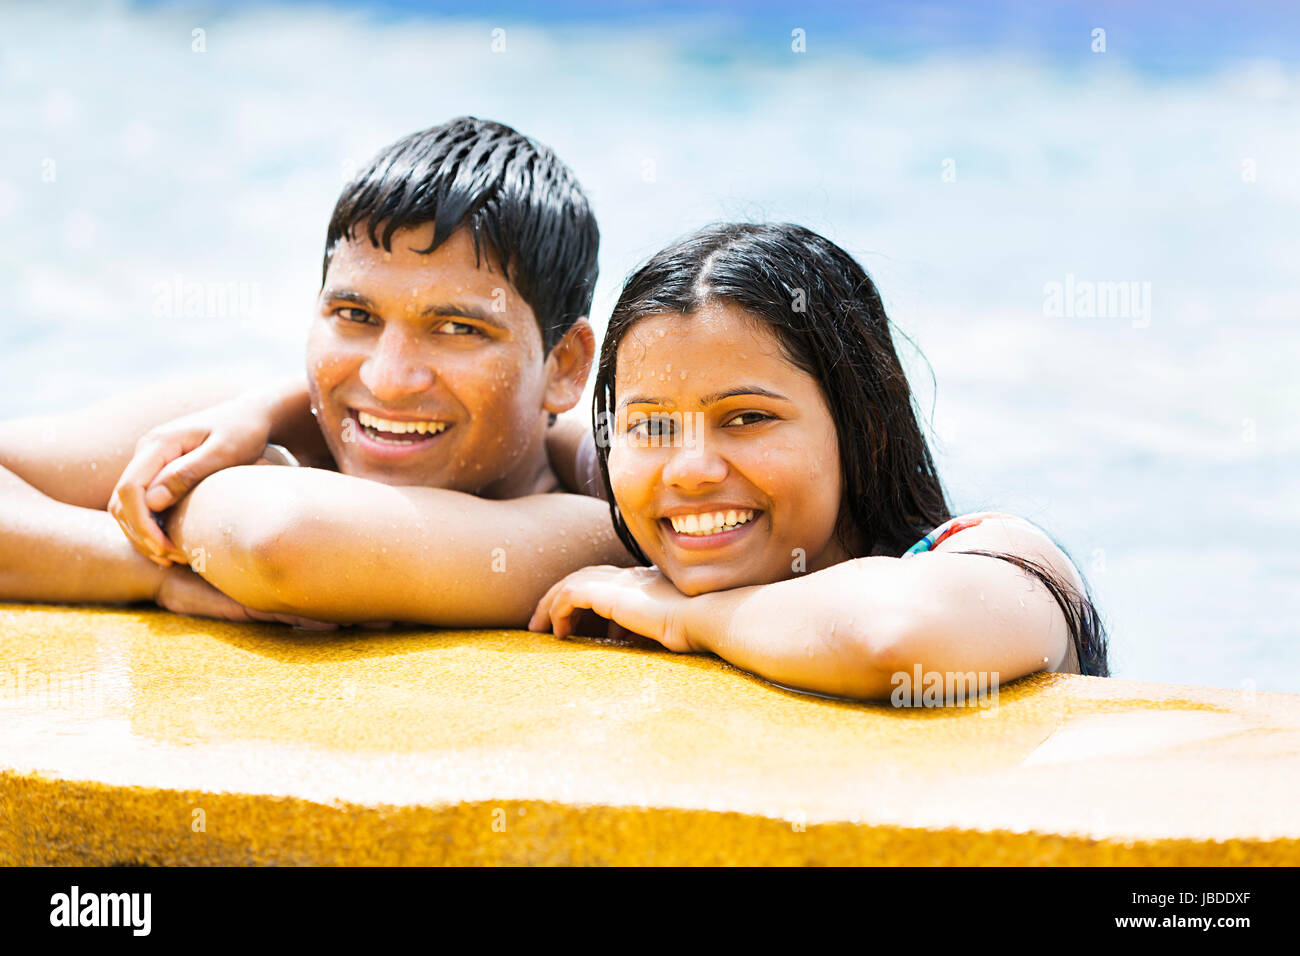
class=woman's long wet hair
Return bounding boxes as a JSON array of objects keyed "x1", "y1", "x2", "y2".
[{"x1": 592, "y1": 222, "x2": 1109, "y2": 677}]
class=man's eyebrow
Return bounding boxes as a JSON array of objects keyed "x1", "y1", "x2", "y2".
[
  {"x1": 618, "y1": 385, "x2": 791, "y2": 410},
  {"x1": 320, "y1": 288, "x2": 375, "y2": 309},
  {"x1": 320, "y1": 289, "x2": 507, "y2": 330},
  {"x1": 420, "y1": 301, "x2": 507, "y2": 330}
]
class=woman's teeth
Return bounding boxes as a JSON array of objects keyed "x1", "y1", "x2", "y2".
[
  {"x1": 357, "y1": 410, "x2": 447, "y2": 442},
  {"x1": 668, "y1": 509, "x2": 755, "y2": 536}
]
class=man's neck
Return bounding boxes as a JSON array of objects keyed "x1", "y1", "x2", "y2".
[{"x1": 477, "y1": 431, "x2": 563, "y2": 499}]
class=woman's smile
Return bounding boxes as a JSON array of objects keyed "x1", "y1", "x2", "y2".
[
  {"x1": 660, "y1": 508, "x2": 764, "y2": 551},
  {"x1": 609, "y1": 300, "x2": 847, "y2": 595}
]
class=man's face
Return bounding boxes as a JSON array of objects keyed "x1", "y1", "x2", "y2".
[{"x1": 307, "y1": 223, "x2": 555, "y2": 495}]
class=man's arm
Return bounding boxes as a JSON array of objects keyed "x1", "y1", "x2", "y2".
[
  {"x1": 0, "y1": 373, "x2": 278, "y2": 603},
  {"x1": 545, "y1": 408, "x2": 589, "y2": 494},
  {"x1": 0, "y1": 465, "x2": 164, "y2": 603},
  {"x1": 167, "y1": 465, "x2": 638, "y2": 628},
  {"x1": 546, "y1": 409, "x2": 605, "y2": 500}
]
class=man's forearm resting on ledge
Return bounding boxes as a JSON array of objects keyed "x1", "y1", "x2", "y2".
[
  {"x1": 0, "y1": 466, "x2": 164, "y2": 604},
  {"x1": 166, "y1": 465, "x2": 635, "y2": 628}
]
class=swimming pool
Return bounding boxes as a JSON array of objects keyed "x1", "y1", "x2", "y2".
[{"x1": 2, "y1": 1, "x2": 1296, "y2": 691}]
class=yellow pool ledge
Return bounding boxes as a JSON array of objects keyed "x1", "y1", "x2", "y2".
[{"x1": 2, "y1": 602, "x2": 1298, "y2": 866}]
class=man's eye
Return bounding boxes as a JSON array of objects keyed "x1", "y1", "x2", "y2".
[
  {"x1": 337, "y1": 307, "x2": 374, "y2": 324},
  {"x1": 435, "y1": 320, "x2": 481, "y2": 336}
]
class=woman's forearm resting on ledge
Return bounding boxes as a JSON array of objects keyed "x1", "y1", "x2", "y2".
[{"x1": 677, "y1": 552, "x2": 1070, "y2": 700}]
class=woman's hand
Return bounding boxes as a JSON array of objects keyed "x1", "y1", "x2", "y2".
[
  {"x1": 528, "y1": 565, "x2": 699, "y2": 652},
  {"x1": 109, "y1": 393, "x2": 278, "y2": 566},
  {"x1": 153, "y1": 564, "x2": 339, "y2": 629}
]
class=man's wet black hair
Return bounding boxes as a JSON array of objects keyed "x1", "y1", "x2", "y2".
[
  {"x1": 323, "y1": 116, "x2": 599, "y2": 354},
  {"x1": 592, "y1": 222, "x2": 1109, "y2": 678}
]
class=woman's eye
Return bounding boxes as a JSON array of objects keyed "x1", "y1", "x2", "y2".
[
  {"x1": 725, "y1": 411, "x2": 772, "y2": 427},
  {"x1": 629, "y1": 416, "x2": 677, "y2": 440}
]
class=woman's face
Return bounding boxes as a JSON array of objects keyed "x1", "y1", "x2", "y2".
[{"x1": 609, "y1": 299, "x2": 854, "y2": 596}]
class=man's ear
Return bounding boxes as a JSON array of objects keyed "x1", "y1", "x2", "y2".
[{"x1": 543, "y1": 317, "x2": 596, "y2": 415}]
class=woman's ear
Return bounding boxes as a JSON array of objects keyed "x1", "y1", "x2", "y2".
[{"x1": 543, "y1": 317, "x2": 596, "y2": 414}]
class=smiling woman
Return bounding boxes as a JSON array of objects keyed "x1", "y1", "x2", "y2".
[{"x1": 532, "y1": 222, "x2": 1109, "y2": 700}]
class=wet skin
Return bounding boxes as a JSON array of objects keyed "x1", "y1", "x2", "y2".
[
  {"x1": 309, "y1": 223, "x2": 576, "y2": 498},
  {"x1": 609, "y1": 300, "x2": 859, "y2": 596}
]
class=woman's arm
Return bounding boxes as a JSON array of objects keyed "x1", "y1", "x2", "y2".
[
  {"x1": 680, "y1": 518, "x2": 1078, "y2": 699},
  {"x1": 165, "y1": 464, "x2": 638, "y2": 628},
  {"x1": 532, "y1": 517, "x2": 1079, "y2": 700}
]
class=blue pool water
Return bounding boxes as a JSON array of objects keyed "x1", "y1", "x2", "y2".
[{"x1": 2, "y1": 1, "x2": 1296, "y2": 691}]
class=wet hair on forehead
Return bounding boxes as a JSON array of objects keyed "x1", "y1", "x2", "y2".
[
  {"x1": 597, "y1": 222, "x2": 940, "y2": 555},
  {"x1": 591, "y1": 221, "x2": 1109, "y2": 678},
  {"x1": 323, "y1": 116, "x2": 599, "y2": 354},
  {"x1": 615, "y1": 300, "x2": 798, "y2": 378}
]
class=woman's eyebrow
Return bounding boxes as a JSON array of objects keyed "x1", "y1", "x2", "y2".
[{"x1": 618, "y1": 385, "x2": 790, "y2": 409}]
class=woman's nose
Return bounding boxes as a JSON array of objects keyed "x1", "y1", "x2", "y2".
[
  {"x1": 660, "y1": 429, "x2": 728, "y2": 490},
  {"x1": 359, "y1": 327, "x2": 435, "y2": 401}
]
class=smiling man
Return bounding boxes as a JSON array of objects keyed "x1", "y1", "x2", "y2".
[{"x1": 0, "y1": 117, "x2": 634, "y2": 628}]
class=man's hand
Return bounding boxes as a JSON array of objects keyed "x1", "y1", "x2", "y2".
[
  {"x1": 109, "y1": 393, "x2": 278, "y2": 566},
  {"x1": 153, "y1": 564, "x2": 338, "y2": 629}
]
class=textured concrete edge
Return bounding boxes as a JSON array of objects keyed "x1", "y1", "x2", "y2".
[{"x1": 3, "y1": 772, "x2": 1294, "y2": 866}]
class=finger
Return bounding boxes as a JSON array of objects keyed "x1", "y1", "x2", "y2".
[
  {"x1": 550, "y1": 584, "x2": 598, "y2": 640},
  {"x1": 109, "y1": 507, "x2": 174, "y2": 567},
  {"x1": 145, "y1": 441, "x2": 231, "y2": 511},
  {"x1": 243, "y1": 606, "x2": 338, "y2": 630},
  {"x1": 112, "y1": 439, "x2": 189, "y2": 560},
  {"x1": 283, "y1": 618, "x2": 339, "y2": 631},
  {"x1": 529, "y1": 579, "x2": 566, "y2": 631}
]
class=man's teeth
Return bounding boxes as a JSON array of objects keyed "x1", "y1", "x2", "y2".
[
  {"x1": 357, "y1": 410, "x2": 447, "y2": 436},
  {"x1": 669, "y1": 510, "x2": 755, "y2": 536}
]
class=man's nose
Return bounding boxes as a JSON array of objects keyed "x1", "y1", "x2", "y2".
[{"x1": 359, "y1": 326, "x2": 435, "y2": 402}]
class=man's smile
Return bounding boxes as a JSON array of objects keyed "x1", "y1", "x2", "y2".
[{"x1": 349, "y1": 407, "x2": 453, "y2": 458}]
